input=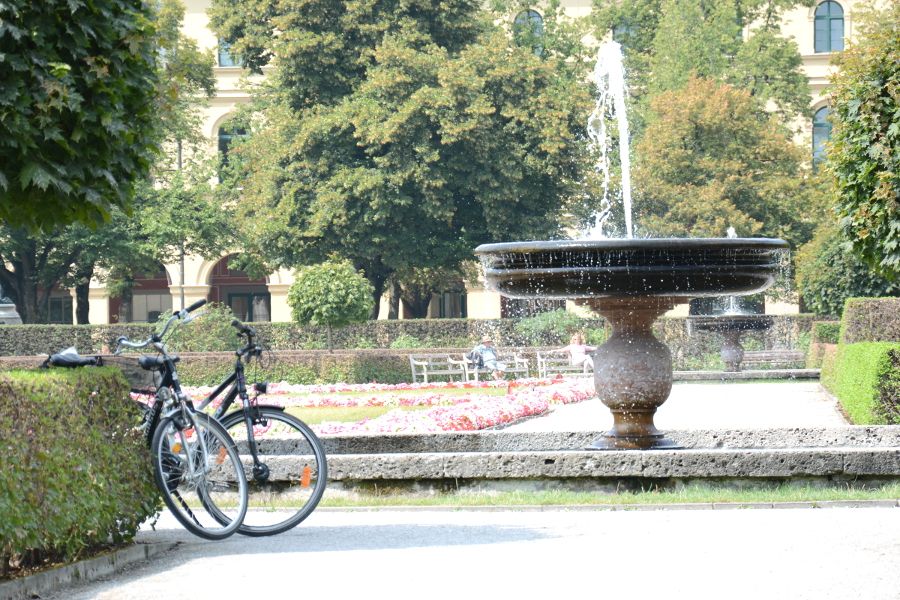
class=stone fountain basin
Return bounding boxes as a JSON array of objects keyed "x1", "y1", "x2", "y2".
[{"x1": 474, "y1": 238, "x2": 789, "y2": 299}]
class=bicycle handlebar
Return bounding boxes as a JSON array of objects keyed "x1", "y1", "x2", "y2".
[{"x1": 114, "y1": 299, "x2": 209, "y2": 355}]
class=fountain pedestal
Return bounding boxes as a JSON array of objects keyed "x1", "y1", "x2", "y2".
[{"x1": 582, "y1": 297, "x2": 680, "y2": 449}]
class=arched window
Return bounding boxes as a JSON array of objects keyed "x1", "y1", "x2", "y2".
[
  {"x1": 812, "y1": 106, "x2": 831, "y2": 167},
  {"x1": 513, "y1": 10, "x2": 544, "y2": 56},
  {"x1": 814, "y1": 1, "x2": 844, "y2": 53},
  {"x1": 217, "y1": 123, "x2": 247, "y2": 167}
]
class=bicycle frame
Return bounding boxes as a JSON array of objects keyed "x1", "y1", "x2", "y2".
[{"x1": 194, "y1": 343, "x2": 281, "y2": 483}]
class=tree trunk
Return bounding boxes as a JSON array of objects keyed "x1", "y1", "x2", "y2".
[
  {"x1": 74, "y1": 265, "x2": 94, "y2": 324},
  {"x1": 387, "y1": 280, "x2": 400, "y2": 320},
  {"x1": 326, "y1": 325, "x2": 333, "y2": 352},
  {"x1": 400, "y1": 287, "x2": 434, "y2": 319}
]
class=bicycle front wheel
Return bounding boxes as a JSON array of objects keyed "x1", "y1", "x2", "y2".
[
  {"x1": 151, "y1": 411, "x2": 249, "y2": 540},
  {"x1": 219, "y1": 407, "x2": 327, "y2": 537}
]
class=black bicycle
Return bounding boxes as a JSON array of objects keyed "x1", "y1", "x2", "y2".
[
  {"x1": 193, "y1": 318, "x2": 327, "y2": 537},
  {"x1": 110, "y1": 300, "x2": 250, "y2": 540}
]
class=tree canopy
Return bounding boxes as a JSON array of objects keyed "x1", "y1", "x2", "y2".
[
  {"x1": 632, "y1": 77, "x2": 821, "y2": 247},
  {"x1": 795, "y1": 221, "x2": 898, "y2": 317},
  {"x1": 593, "y1": 0, "x2": 813, "y2": 126},
  {"x1": 213, "y1": 0, "x2": 592, "y2": 305},
  {"x1": 0, "y1": 0, "x2": 224, "y2": 323},
  {"x1": 0, "y1": 0, "x2": 161, "y2": 229},
  {"x1": 826, "y1": 1, "x2": 900, "y2": 280}
]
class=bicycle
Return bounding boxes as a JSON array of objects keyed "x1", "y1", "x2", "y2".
[
  {"x1": 193, "y1": 318, "x2": 327, "y2": 537},
  {"x1": 106, "y1": 300, "x2": 250, "y2": 540}
]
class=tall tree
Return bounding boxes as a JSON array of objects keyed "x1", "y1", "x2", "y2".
[
  {"x1": 0, "y1": 0, "x2": 160, "y2": 229},
  {"x1": 826, "y1": 1, "x2": 900, "y2": 280},
  {"x1": 0, "y1": 0, "x2": 223, "y2": 323},
  {"x1": 632, "y1": 77, "x2": 822, "y2": 248},
  {"x1": 593, "y1": 0, "x2": 812, "y2": 125},
  {"x1": 212, "y1": 1, "x2": 592, "y2": 310}
]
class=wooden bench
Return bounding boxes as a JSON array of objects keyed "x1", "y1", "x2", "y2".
[
  {"x1": 461, "y1": 353, "x2": 530, "y2": 381},
  {"x1": 741, "y1": 350, "x2": 805, "y2": 369},
  {"x1": 408, "y1": 354, "x2": 467, "y2": 383},
  {"x1": 536, "y1": 352, "x2": 592, "y2": 378}
]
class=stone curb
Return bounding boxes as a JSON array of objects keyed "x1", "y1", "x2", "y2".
[
  {"x1": 317, "y1": 499, "x2": 900, "y2": 512},
  {"x1": 0, "y1": 542, "x2": 175, "y2": 600}
]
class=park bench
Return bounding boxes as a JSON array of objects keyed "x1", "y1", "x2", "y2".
[
  {"x1": 461, "y1": 351, "x2": 530, "y2": 381},
  {"x1": 741, "y1": 349, "x2": 806, "y2": 369},
  {"x1": 408, "y1": 353, "x2": 468, "y2": 383},
  {"x1": 536, "y1": 351, "x2": 592, "y2": 378}
]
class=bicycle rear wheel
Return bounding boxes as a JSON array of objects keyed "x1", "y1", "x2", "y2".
[
  {"x1": 151, "y1": 410, "x2": 249, "y2": 540},
  {"x1": 219, "y1": 407, "x2": 327, "y2": 537}
]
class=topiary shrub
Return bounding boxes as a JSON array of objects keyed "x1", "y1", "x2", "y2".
[
  {"x1": 287, "y1": 261, "x2": 374, "y2": 350},
  {"x1": 0, "y1": 368, "x2": 159, "y2": 578}
]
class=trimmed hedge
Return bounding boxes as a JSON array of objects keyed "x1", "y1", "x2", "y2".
[
  {"x1": 0, "y1": 315, "x2": 815, "y2": 357},
  {"x1": 876, "y1": 349, "x2": 900, "y2": 424},
  {"x1": 0, "y1": 368, "x2": 158, "y2": 577},
  {"x1": 840, "y1": 297, "x2": 900, "y2": 344},
  {"x1": 821, "y1": 342, "x2": 900, "y2": 424}
]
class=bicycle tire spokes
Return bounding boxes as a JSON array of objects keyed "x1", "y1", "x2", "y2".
[
  {"x1": 152, "y1": 412, "x2": 248, "y2": 540},
  {"x1": 222, "y1": 408, "x2": 327, "y2": 537}
]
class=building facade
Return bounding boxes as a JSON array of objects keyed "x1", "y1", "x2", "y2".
[{"x1": 66, "y1": 0, "x2": 875, "y2": 325}]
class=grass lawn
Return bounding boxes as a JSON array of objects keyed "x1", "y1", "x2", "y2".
[{"x1": 319, "y1": 482, "x2": 900, "y2": 508}]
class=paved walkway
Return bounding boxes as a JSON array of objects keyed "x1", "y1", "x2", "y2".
[
  {"x1": 504, "y1": 381, "x2": 848, "y2": 432},
  {"x1": 42, "y1": 507, "x2": 900, "y2": 600}
]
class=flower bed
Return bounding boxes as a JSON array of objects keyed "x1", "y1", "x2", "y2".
[{"x1": 182, "y1": 377, "x2": 594, "y2": 434}]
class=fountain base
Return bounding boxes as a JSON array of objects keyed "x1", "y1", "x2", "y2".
[{"x1": 581, "y1": 297, "x2": 683, "y2": 450}]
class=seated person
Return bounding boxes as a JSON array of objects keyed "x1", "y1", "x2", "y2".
[
  {"x1": 553, "y1": 332, "x2": 596, "y2": 372},
  {"x1": 469, "y1": 335, "x2": 506, "y2": 380}
]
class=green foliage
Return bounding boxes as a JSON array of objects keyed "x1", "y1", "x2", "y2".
[
  {"x1": 583, "y1": 327, "x2": 608, "y2": 346},
  {"x1": 827, "y1": 2, "x2": 900, "y2": 280},
  {"x1": 812, "y1": 322, "x2": 841, "y2": 345},
  {"x1": 389, "y1": 334, "x2": 427, "y2": 349},
  {"x1": 839, "y1": 297, "x2": 900, "y2": 344},
  {"x1": 795, "y1": 223, "x2": 898, "y2": 317},
  {"x1": 159, "y1": 302, "x2": 241, "y2": 353},
  {"x1": 174, "y1": 351, "x2": 410, "y2": 385},
  {"x1": 287, "y1": 261, "x2": 375, "y2": 331},
  {"x1": 0, "y1": 0, "x2": 221, "y2": 324},
  {"x1": 213, "y1": 0, "x2": 591, "y2": 300},
  {"x1": 876, "y1": 349, "x2": 900, "y2": 424},
  {"x1": 633, "y1": 77, "x2": 821, "y2": 248},
  {"x1": 0, "y1": 368, "x2": 159, "y2": 573},
  {"x1": 821, "y1": 342, "x2": 900, "y2": 424},
  {"x1": 0, "y1": 0, "x2": 161, "y2": 229},
  {"x1": 515, "y1": 309, "x2": 585, "y2": 345},
  {"x1": 594, "y1": 0, "x2": 812, "y2": 128}
]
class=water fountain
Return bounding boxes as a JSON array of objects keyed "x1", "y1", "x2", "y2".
[{"x1": 475, "y1": 42, "x2": 788, "y2": 450}]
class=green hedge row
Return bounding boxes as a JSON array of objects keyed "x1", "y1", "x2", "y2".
[
  {"x1": 821, "y1": 342, "x2": 900, "y2": 424},
  {"x1": 172, "y1": 350, "x2": 413, "y2": 386},
  {"x1": 840, "y1": 297, "x2": 900, "y2": 344},
  {"x1": 0, "y1": 369, "x2": 159, "y2": 577},
  {"x1": 0, "y1": 315, "x2": 815, "y2": 357}
]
